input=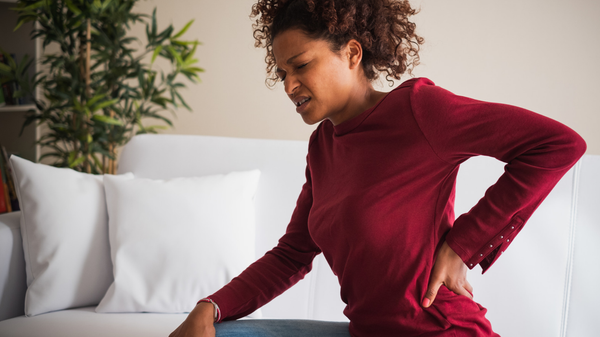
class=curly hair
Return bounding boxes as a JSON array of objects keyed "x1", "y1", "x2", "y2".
[{"x1": 250, "y1": 0, "x2": 424, "y2": 87}]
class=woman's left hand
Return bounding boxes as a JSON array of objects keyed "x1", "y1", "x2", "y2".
[{"x1": 422, "y1": 241, "x2": 473, "y2": 308}]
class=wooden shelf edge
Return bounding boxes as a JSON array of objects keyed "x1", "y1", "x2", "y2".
[{"x1": 0, "y1": 104, "x2": 37, "y2": 112}]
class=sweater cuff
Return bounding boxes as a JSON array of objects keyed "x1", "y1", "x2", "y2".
[{"x1": 446, "y1": 215, "x2": 525, "y2": 273}]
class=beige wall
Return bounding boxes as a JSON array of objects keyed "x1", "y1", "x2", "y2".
[{"x1": 134, "y1": 0, "x2": 599, "y2": 154}]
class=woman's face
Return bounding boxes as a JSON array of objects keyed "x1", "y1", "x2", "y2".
[{"x1": 272, "y1": 29, "x2": 358, "y2": 125}]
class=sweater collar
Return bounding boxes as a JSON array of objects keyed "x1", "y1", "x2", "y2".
[{"x1": 332, "y1": 87, "x2": 396, "y2": 136}]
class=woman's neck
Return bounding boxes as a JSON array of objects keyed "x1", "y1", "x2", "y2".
[{"x1": 328, "y1": 84, "x2": 387, "y2": 126}]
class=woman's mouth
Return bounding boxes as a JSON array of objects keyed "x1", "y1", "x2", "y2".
[
  {"x1": 295, "y1": 97, "x2": 311, "y2": 107},
  {"x1": 295, "y1": 97, "x2": 311, "y2": 113}
]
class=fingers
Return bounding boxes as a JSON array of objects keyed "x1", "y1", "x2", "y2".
[
  {"x1": 451, "y1": 279, "x2": 474, "y2": 299},
  {"x1": 465, "y1": 280, "x2": 474, "y2": 298},
  {"x1": 423, "y1": 241, "x2": 474, "y2": 308},
  {"x1": 423, "y1": 277, "x2": 474, "y2": 308},
  {"x1": 424, "y1": 282, "x2": 474, "y2": 309},
  {"x1": 423, "y1": 279, "x2": 442, "y2": 308},
  {"x1": 451, "y1": 283, "x2": 474, "y2": 300}
]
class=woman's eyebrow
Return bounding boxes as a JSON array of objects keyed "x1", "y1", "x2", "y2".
[
  {"x1": 286, "y1": 51, "x2": 307, "y2": 64},
  {"x1": 275, "y1": 51, "x2": 307, "y2": 73}
]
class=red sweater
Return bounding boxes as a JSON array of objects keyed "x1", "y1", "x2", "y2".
[{"x1": 210, "y1": 78, "x2": 586, "y2": 336}]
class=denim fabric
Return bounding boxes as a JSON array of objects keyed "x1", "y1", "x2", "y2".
[{"x1": 215, "y1": 319, "x2": 351, "y2": 337}]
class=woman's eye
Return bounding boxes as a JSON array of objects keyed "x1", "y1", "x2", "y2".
[
  {"x1": 276, "y1": 71, "x2": 286, "y2": 81},
  {"x1": 276, "y1": 63, "x2": 307, "y2": 82}
]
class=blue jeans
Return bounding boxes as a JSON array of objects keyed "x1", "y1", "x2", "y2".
[{"x1": 215, "y1": 319, "x2": 351, "y2": 337}]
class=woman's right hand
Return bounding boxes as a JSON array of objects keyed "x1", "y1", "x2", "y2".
[{"x1": 169, "y1": 302, "x2": 216, "y2": 337}]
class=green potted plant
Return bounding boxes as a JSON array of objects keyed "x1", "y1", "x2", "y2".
[{"x1": 0, "y1": 0, "x2": 203, "y2": 174}]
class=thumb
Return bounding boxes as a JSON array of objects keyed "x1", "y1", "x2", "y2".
[{"x1": 423, "y1": 280, "x2": 442, "y2": 308}]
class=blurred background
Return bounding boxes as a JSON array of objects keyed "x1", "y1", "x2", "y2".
[{"x1": 1, "y1": 0, "x2": 598, "y2": 160}]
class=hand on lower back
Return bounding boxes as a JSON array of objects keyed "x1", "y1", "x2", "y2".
[
  {"x1": 169, "y1": 302, "x2": 216, "y2": 337},
  {"x1": 422, "y1": 240, "x2": 473, "y2": 308}
]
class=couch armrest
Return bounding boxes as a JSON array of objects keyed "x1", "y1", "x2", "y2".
[{"x1": 0, "y1": 211, "x2": 26, "y2": 321}]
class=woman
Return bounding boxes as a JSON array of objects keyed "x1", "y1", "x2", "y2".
[{"x1": 171, "y1": 0, "x2": 586, "y2": 336}]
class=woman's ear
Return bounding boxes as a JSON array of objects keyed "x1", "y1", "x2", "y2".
[{"x1": 345, "y1": 39, "x2": 363, "y2": 69}]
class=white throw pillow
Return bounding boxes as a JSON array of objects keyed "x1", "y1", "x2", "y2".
[
  {"x1": 9, "y1": 156, "x2": 132, "y2": 316},
  {"x1": 96, "y1": 170, "x2": 260, "y2": 314}
]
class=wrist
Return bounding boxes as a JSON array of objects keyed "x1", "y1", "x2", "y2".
[
  {"x1": 193, "y1": 302, "x2": 217, "y2": 324},
  {"x1": 197, "y1": 298, "x2": 221, "y2": 323}
]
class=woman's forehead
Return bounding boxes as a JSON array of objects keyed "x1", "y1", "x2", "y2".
[{"x1": 273, "y1": 30, "x2": 327, "y2": 63}]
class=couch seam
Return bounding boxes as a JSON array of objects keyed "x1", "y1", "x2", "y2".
[
  {"x1": 9, "y1": 159, "x2": 34, "y2": 317},
  {"x1": 559, "y1": 159, "x2": 581, "y2": 337}
]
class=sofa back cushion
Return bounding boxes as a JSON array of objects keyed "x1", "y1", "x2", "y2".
[
  {"x1": 117, "y1": 134, "x2": 313, "y2": 318},
  {"x1": 9, "y1": 156, "x2": 131, "y2": 316}
]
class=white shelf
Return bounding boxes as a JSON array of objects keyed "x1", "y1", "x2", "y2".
[{"x1": 0, "y1": 104, "x2": 36, "y2": 112}]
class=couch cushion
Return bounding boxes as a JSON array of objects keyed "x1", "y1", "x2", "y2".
[
  {"x1": 0, "y1": 307, "x2": 185, "y2": 337},
  {"x1": 0, "y1": 211, "x2": 26, "y2": 321},
  {"x1": 9, "y1": 156, "x2": 132, "y2": 316},
  {"x1": 566, "y1": 155, "x2": 600, "y2": 336},
  {"x1": 459, "y1": 155, "x2": 575, "y2": 337},
  {"x1": 117, "y1": 135, "x2": 319, "y2": 319},
  {"x1": 96, "y1": 171, "x2": 261, "y2": 314}
]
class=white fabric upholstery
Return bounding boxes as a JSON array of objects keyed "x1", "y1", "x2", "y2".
[
  {"x1": 9, "y1": 156, "x2": 132, "y2": 316},
  {"x1": 0, "y1": 307, "x2": 186, "y2": 337},
  {"x1": 97, "y1": 171, "x2": 260, "y2": 314},
  {"x1": 0, "y1": 211, "x2": 25, "y2": 322},
  {"x1": 116, "y1": 134, "x2": 319, "y2": 320},
  {"x1": 566, "y1": 155, "x2": 600, "y2": 336},
  {"x1": 0, "y1": 134, "x2": 598, "y2": 337},
  {"x1": 459, "y1": 156, "x2": 575, "y2": 336}
]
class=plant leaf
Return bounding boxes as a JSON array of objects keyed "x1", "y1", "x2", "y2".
[
  {"x1": 151, "y1": 45, "x2": 163, "y2": 64},
  {"x1": 166, "y1": 45, "x2": 183, "y2": 66},
  {"x1": 90, "y1": 98, "x2": 119, "y2": 112},
  {"x1": 65, "y1": 0, "x2": 82, "y2": 16},
  {"x1": 92, "y1": 114, "x2": 124, "y2": 126},
  {"x1": 86, "y1": 93, "x2": 106, "y2": 107},
  {"x1": 0, "y1": 63, "x2": 11, "y2": 74},
  {"x1": 151, "y1": 7, "x2": 157, "y2": 37},
  {"x1": 69, "y1": 155, "x2": 86, "y2": 168},
  {"x1": 100, "y1": 0, "x2": 113, "y2": 12},
  {"x1": 171, "y1": 19, "x2": 194, "y2": 40}
]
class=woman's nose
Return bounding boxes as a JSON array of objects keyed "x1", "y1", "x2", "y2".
[{"x1": 284, "y1": 76, "x2": 300, "y2": 96}]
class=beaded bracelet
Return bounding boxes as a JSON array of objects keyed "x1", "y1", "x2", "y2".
[{"x1": 197, "y1": 298, "x2": 221, "y2": 323}]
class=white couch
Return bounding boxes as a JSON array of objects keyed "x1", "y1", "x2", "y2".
[{"x1": 0, "y1": 134, "x2": 598, "y2": 337}]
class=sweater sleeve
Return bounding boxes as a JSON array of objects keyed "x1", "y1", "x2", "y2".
[
  {"x1": 208, "y1": 147, "x2": 321, "y2": 321},
  {"x1": 410, "y1": 78, "x2": 587, "y2": 273}
]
